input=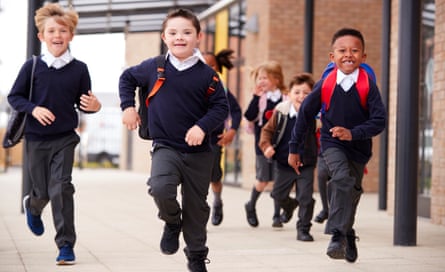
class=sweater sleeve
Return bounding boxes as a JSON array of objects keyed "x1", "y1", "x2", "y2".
[
  {"x1": 227, "y1": 90, "x2": 242, "y2": 130},
  {"x1": 244, "y1": 95, "x2": 260, "y2": 121},
  {"x1": 259, "y1": 110, "x2": 277, "y2": 153}
]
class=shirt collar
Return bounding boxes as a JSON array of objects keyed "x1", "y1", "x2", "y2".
[
  {"x1": 336, "y1": 68, "x2": 359, "y2": 84},
  {"x1": 41, "y1": 50, "x2": 73, "y2": 69},
  {"x1": 289, "y1": 104, "x2": 298, "y2": 118},
  {"x1": 166, "y1": 48, "x2": 205, "y2": 71},
  {"x1": 266, "y1": 89, "x2": 282, "y2": 102}
]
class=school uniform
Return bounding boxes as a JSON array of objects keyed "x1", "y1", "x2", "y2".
[
  {"x1": 289, "y1": 68, "x2": 386, "y2": 236},
  {"x1": 259, "y1": 100, "x2": 318, "y2": 233},
  {"x1": 119, "y1": 51, "x2": 229, "y2": 257},
  {"x1": 8, "y1": 52, "x2": 92, "y2": 249}
]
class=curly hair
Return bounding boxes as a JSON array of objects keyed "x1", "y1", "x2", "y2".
[{"x1": 34, "y1": 3, "x2": 79, "y2": 34}]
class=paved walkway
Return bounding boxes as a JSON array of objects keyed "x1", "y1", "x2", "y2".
[{"x1": 1, "y1": 167, "x2": 445, "y2": 272}]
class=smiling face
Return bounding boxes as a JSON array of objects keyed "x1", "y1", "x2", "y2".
[
  {"x1": 161, "y1": 16, "x2": 201, "y2": 61},
  {"x1": 38, "y1": 17, "x2": 73, "y2": 57},
  {"x1": 289, "y1": 82, "x2": 312, "y2": 112},
  {"x1": 329, "y1": 35, "x2": 366, "y2": 75},
  {"x1": 256, "y1": 69, "x2": 278, "y2": 92}
]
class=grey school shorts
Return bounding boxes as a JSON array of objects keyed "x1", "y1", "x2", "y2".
[{"x1": 255, "y1": 154, "x2": 275, "y2": 182}]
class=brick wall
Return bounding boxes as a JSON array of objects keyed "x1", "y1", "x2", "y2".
[{"x1": 431, "y1": 0, "x2": 445, "y2": 225}]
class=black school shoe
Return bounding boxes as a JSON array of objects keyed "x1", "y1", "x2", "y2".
[
  {"x1": 326, "y1": 230, "x2": 346, "y2": 259},
  {"x1": 280, "y1": 198, "x2": 299, "y2": 223},
  {"x1": 297, "y1": 229, "x2": 314, "y2": 242},
  {"x1": 244, "y1": 201, "x2": 259, "y2": 227},
  {"x1": 211, "y1": 203, "x2": 223, "y2": 226},
  {"x1": 345, "y1": 229, "x2": 359, "y2": 263},
  {"x1": 272, "y1": 216, "x2": 283, "y2": 228},
  {"x1": 160, "y1": 222, "x2": 181, "y2": 255},
  {"x1": 314, "y1": 210, "x2": 329, "y2": 223}
]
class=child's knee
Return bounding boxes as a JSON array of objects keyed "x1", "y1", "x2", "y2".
[{"x1": 148, "y1": 174, "x2": 180, "y2": 199}]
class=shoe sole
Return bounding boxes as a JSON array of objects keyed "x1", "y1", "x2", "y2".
[
  {"x1": 327, "y1": 248, "x2": 345, "y2": 259},
  {"x1": 56, "y1": 260, "x2": 75, "y2": 265}
]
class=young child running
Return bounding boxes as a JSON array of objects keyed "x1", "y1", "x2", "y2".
[
  {"x1": 259, "y1": 73, "x2": 317, "y2": 241},
  {"x1": 203, "y1": 49, "x2": 242, "y2": 226},
  {"x1": 7, "y1": 2, "x2": 102, "y2": 265},
  {"x1": 119, "y1": 8, "x2": 229, "y2": 272},
  {"x1": 244, "y1": 60, "x2": 287, "y2": 228},
  {"x1": 288, "y1": 28, "x2": 386, "y2": 262}
]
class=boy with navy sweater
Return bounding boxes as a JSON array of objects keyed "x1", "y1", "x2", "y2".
[
  {"x1": 288, "y1": 28, "x2": 386, "y2": 262},
  {"x1": 259, "y1": 73, "x2": 317, "y2": 241},
  {"x1": 119, "y1": 9, "x2": 228, "y2": 272},
  {"x1": 8, "y1": 3, "x2": 101, "y2": 265}
]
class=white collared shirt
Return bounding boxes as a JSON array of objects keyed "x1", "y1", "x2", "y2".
[
  {"x1": 337, "y1": 68, "x2": 359, "y2": 91},
  {"x1": 289, "y1": 104, "x2": 298, "y2": 118},
  {"x1": 41, "y1": 50, "x2": 73, "y2": 69},
  {"x1": 166, "y1": 48, "x2": 205, "y2": 71},
  {"x1": 266, "y1": 89, "x2": 282, "y2": 102}
]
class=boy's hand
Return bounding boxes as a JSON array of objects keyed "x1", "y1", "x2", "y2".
[
  {"x1": 264, "y1": 146, "x2": 275, "y2": 159},
  {"x1": 216, "y1": 128, "x2": 236, "y2": 146},
  {"x1": 80, "y1": 90, "x2": 101, "y2": 112},
  {"x1": 330, "y1": 126, "x2": 352, "y2": 141},
  {"x1": 185, "y1": 125, "x2": 205, "y2": 146},
  {"x1": 288, "y1": 153, "x2": 303, "y2": 175},
  {"x1": 122, "y1": 107, "x2": 141, "y2": 130},
  {"x1": 32, "y1": 106, "x2": 55, "y2": 126}
]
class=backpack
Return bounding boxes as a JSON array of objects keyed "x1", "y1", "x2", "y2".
[
  {"x1": 321, "y1": 63, "x2": 376, "y2": 112},
  {"x1": 137, "y1": 55, "x2": 220, "y2": 140}
]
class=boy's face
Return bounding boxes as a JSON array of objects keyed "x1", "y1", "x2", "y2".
[
  {"x1": 38, "y1": 17, "x2": 73, "y2": 57},
  {"x1": 162, "y1": 17, "x2": 202, "y2": 61},
  {"x1": 289, "y1": 82, "x2": 312, "y2": 111},
  {"x1": 329, "y1": 35, "x2": 366, "y2": 75}
]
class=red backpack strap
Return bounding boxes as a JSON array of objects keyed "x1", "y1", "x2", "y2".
[
  {"x1": 321, "y1": 67, "x2": 337, "y2": 112},
  {"x1": 145, "y1": 55, "x2": 166, "y2": 107},
  {"x1": 321, "y1": 67, "x2": 370, "y2": 111},
  {"x1": 205, "y1": 74, "x2": 220, "y2": 99},
  {"x1": 356, "y1": 67, "x2": 370, "y2": 110}
]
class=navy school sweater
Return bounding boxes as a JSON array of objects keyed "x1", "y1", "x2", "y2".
[
  {"x1": 289, "y1": 77, "x2": 386, "y2": 164},
  {"x1": 7, "y1": 56, "x2": 92, "y2": 141},
  {"x1": 119, "y1": 57, "x2": 229, "y2": 153}
]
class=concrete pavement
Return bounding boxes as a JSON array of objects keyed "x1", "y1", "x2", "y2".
[{"x1": 1, "y1": 167, "x2": 445, "y2": 272}]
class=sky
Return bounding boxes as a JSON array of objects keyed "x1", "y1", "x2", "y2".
[{"x1": 0, "y1": 0, "x2": 126, "y2": 96}]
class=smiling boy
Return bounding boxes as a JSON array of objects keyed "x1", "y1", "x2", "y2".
[{"x1": 288, "y1": 28, "x2": 386, "y2": 263}]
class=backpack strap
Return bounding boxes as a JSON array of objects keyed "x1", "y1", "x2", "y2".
[
  {"x1": 321, "y1": 67, "x2": 369, "y2": 111},
  {"x1": 271, "y1": 111, "x2": 288, "y2": 148},
  {"x1": 145, "y1": 55, "x2": 166, "y2": 107},
  {"x1": 205, "y1": 74, "x2": 220, "y2": 99}
]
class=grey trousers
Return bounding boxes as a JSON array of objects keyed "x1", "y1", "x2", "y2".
[
  {"x1": 148, "y1": 143, "x2": 213, "y2": 254},
  {"x1": 322, "y1": 147, "x2": 365, "y2": 235},
  {"x1": 25, "y1": 133, "x2": 80, "y2": 248}
]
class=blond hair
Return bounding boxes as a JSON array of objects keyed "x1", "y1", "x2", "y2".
[
  {"x1": 251, "y1": 61, "x2": 287, "y2": 94},
  {"x1": 34, "y1": 3, "x2": 79, "y2": 34}
]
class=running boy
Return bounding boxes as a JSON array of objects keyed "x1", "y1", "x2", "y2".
[
  {"x1": 119, "y1": 9, "x2": 229, "y2": 272},
  {"x1": 288, "y1": 28, "x2": 386, "y2": 262},
  {"x1": 8, "y1": 3, "x2": 101, "y2": 265},
  {"x1": 259, "y1": 73, "x2": 317, "y2": 241}
]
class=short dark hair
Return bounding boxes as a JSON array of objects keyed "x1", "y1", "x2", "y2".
[
  {"x1": 162, "y1": 8, "x2": 201, "y2": 34},
  {"x1": 331, "y1": 28, "x2": 365, "y2": 49},
  {"x1": 289, "y1": 73, "x2": 315, "y2": 90}
]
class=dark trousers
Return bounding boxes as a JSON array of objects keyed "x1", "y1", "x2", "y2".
[
  {"x1": 25, "y1": 133, "x2": 80, "y2": 248},
  {"x1": 148, "y1": 144, "x2": 213, "y2": 254},
  {"x1": 317, "y1": 156, "x2": 330, "y2": 213},
  {"x1": 271, "y1": 164, "x2": 315, "y2": 231},
  {"x1": 322, "y1": 147, "x2": 364, "y2": 235}
]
